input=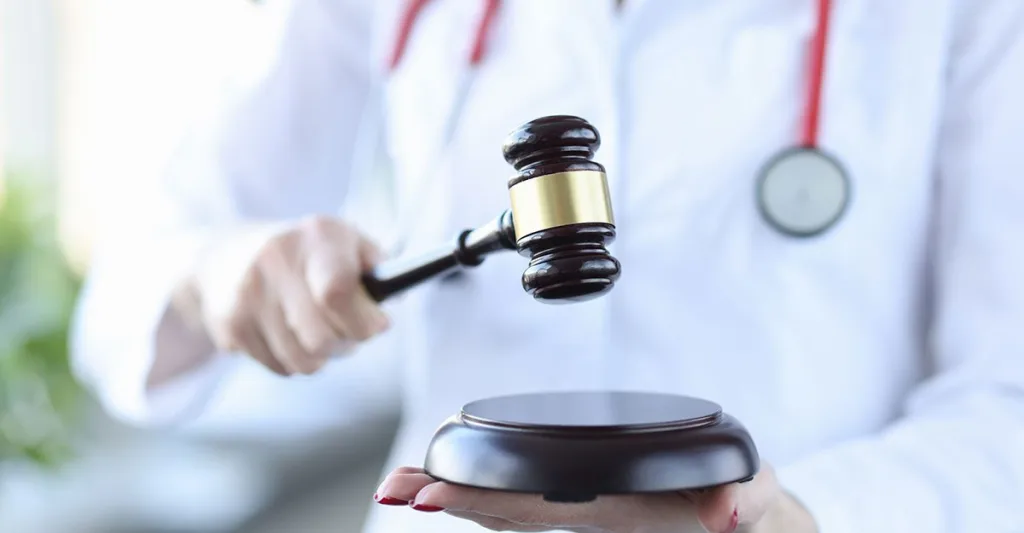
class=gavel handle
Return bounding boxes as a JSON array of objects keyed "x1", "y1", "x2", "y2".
[{"x1": 361, "y1": 210, "x2": 517, "y2": 302}]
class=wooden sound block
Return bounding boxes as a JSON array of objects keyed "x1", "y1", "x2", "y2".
[{"x1": 423, "y1": 391, "x2": 760, "y2": 502}]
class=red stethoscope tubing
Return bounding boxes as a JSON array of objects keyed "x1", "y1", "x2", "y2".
[
  {"x1": 802, "y1": 0, "x2": 832, "y2": 149},
  {"x1": 389, "y1": 0, "x2": 502, "y2": 72},
  {"x1": 388, "y1": 0, "x2": 831, "y2": 150}
]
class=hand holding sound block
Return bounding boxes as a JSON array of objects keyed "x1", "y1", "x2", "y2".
[
  {"x1": 421, "y1": 391, "x2": 759, "y2": 503},
  {"x1": 374, "y1": 460, "x2": 815, "y2": 533},
  {"x1": 362, "y1": 115, "x2": 769, "y2": 531}
]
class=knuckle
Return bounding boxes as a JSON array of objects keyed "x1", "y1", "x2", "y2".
[
  {"x1": 221, "y1": 290, "x2": 260, "y2": 340},
  {"x1": 315, "y1": 272, "x2": 358, "y2": 309},
  {"x1": 290, "y1": 361, "x2": 317, "y2": 376},
  {"x1": 254, "y1": 350, "x2": 290, "y2": 376},
  {"x1": 295, "y1": 354, "x2": 327, "y2": 375},
  {"x1": 278, "y1": 351, "x2": 307, "y2": 375},
  {"x1": 329, "y1": 339, "x2": 358, "y2": 357},
  {"x1": 236, "y1": 266, "x2": 263, "y2": 299},
  {"x1": 298, "y1": 330, "x2": 336, "y2": 360},
  {"x1": 217, "y1": 314, "x2": 250, "y2": 349},
  {"x1": 349, "y1": 324, "x2": 376, "y2": 342},
  {"x1": 266, "y1": 362, "x2": 292, "y2": 377},
  {"x1": 343, "y1": 313, "x2": 378, "y2": 342},
  {"x1": 261, "y1": 230, "x2": 289, "y2": 253},
  {"x1": 300, "y1": 215, "x2": 344, "y2": 239},
  {"x1": 311, "y1": 337, "x2": 340, "y2": 359},
  {"x1": 255, "y1": 235, "x2": 291, "y2": 269},
  {"x1": 281, "y1": 343, "x2": 325, "y2": 376}
]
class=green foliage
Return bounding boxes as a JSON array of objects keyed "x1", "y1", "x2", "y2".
[{"x1": 0, "y1": 173, "x2": 84, "y2": 466}]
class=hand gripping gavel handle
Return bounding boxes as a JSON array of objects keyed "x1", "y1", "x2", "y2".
[{"x1": 360, "y1": 210, "x2": 517, "y2": 302}]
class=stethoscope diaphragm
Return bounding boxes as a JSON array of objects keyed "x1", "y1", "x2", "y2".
[
  {"x1": 756, "y1": 0, "x2": 847, "y2": 238},
  {"x1": 756, "y1": 147, "x2": 850, "y2": 237}
]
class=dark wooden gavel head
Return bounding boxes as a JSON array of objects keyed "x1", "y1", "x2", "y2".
[
  {"x1": 502, "y1": 115, "x2": 622, "y2": 303},
  {"x1": 360, "y1": 115, "x2": 621, "y2": 304}
]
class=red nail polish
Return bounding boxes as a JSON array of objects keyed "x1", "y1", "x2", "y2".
[
  {"x1": 374, "y1": 494, "x2": 408, "y2": 506},
  {"x1": 410, "y1": 503, "x2": 445, "y2": 512},
  {"x1": 724, "y1": 507, "x2": 739, "y2": 533}
]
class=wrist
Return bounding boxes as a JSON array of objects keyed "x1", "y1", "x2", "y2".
[
  {"x1": 149, "y1": 231, "x2": 229, "y2": 387},
  {"x1": 170, "y1": 274, "x2": 205, "y2": 331}
]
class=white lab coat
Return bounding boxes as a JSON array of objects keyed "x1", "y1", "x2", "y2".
[{"x1": 71, "y1": 1, "x2": 1024, "y2": 532}]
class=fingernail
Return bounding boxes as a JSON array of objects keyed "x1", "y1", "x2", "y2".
[
  {"x1": 374, "y1": 494, "x2": 407, "y2": 506},
  {"x1": 723, "y1": 507, "x2": 739, "y2": 533},
  {"x1": 410, "y1": 503, "x2": 444, "y2": 512}
]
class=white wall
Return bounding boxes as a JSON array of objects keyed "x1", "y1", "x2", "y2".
[
  {"x1": 2, "y1": 0, "x2": 272, "y2": 264},
  {"x1": 1, "y1": 0, "x2": 57, "y2": 175},
  {"x1": 7, "y1": 0, "x2": 394, "y2": 269},
  {"x1": 54, "y1": 0, "x2": 280, "y2": 270}
]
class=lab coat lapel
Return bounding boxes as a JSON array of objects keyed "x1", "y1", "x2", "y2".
[{"x1": 380, "y1": 0, "x2": 489, "y2": 251}]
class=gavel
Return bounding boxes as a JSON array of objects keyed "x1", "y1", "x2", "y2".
[
  {"x1": 360, "y1": 115, "x2": 622, "y2": 303},
  {"x1": 358, "y1": 114, "x2": 760, "y2": 502}
]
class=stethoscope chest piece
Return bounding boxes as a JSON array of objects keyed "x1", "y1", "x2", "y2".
[{"x1": 756, "y1": 147, "x2": 850, "y2": 237}]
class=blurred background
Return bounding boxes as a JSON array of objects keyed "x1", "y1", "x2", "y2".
[{"x1": 1, "y1": 1, "x2": 402, "y2": 531}]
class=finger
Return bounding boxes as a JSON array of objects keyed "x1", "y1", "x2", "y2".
[
  {"x1": 445, "y1": 510, "x2": 553, "y2": 532},
  {"x1": 348, "y1": 287, "x2": 391, "y2": 339},
  {"x1": 411, "y1": 482, "x2": 608, "y2": 528},
  {"x1": 358, "y1": 236, "x2": 385, "y2": 270},
  {"x1": 258, "y1": 298, "x2": 319, "y2": 375},
  {"x1": 275, "y1": 268, "x2": 342, "y2": 361},
  {"x1": 243, "y1": 323, "x2": 292, "y2": 377},
  {"x1": 256, "y1": 236, "x2": 340, "y2": 365},
  {"x1": 375, "y1": 472, "x2": 438, "y2": 504},
  {"x1": 350, "y1": 236, "x2": 391, "y2": 335},
  {"x1": 218, "y1": 304, "x2": 291, "y2": 377},
  {"x1": 389, "y1": 466, "x2": 426, "y2": 476},
  {"x1": 306, "y1": 247, "x2": 389, "y2": 341},
  {"x1": 696, "y1": 467, "x2": 779, "y2": 533}
]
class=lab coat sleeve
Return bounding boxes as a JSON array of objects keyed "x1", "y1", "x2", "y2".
[
  {"x1": 775, "y1": 3, "x2": 1024, "y2": 532},
  {"x1": 70, "y1": 0, "x2": 380, "y2": 427}
]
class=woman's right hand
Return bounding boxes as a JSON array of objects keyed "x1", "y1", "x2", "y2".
[{"x1": 177, "y1": 216, "x2": 390, "y2": 377}]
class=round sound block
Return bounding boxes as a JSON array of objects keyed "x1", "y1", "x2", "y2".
[{"x1": 423, "y1": 391, "x2": 760, "y2": 502}]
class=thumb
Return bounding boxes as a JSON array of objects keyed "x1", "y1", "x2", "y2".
[
  {"x1": 695, "y1": 484, "x2": 741, "y2": 533},
  {"x1": 696, "y1": 467, "x2": 778, "y2": 533},
  {"x1": 358, "y1": 235, "x2": 386, "y2": 271}
]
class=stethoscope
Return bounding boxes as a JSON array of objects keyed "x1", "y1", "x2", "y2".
[
  {"x1": 388, "y1": 0, "x2": 849, "y2": 239},
  {"x1": 755, "y1": 0, "x2": 850, "y2": 238}
]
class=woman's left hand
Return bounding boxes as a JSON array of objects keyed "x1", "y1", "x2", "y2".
[{"x1": 373, "y1": 461, "x2": 817, "y2": 533}]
